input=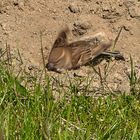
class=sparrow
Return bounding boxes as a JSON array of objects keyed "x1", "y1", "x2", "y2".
[{"x1": 46, "y1": 28, "x2": 113, "y2": 72}]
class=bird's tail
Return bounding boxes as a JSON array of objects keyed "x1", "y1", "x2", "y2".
[{"x1": 91, "y1": 41, "x2": 112, "y2": 59}]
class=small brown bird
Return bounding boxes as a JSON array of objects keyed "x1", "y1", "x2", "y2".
[{"x1": 46, "y1": 28, "x2": 112, "y2": 72}]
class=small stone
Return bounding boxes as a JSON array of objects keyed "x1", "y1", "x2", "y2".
[
  {"x1": 100, "y1": 60, "x2": 107, "y2": 65},
  {"x1": 68, "y1": 3, "x2": 80, "y2": 13},
  {"x1": 129, "y1": 6, "x2": 140, "y2": 20},
  {"x1": 102, "y1": 5, "x2": 110, "y2": 11},
  {"x1": 124, "y1": 54, "x2": 130, "y2": 62},
  {"x1": 108, "y1": 83, "x2": 118, "y2": 91},
  {"x1": 18, "y1": 2, "x2": 24, "y2": 10},
  {"x1": 114, "y1": 73, "x2": 123, "y2": 83},
  {"x1": 124, "y1": 25, "x2": 130, "y2": 31},
  {"x1": 13, "y1": 0, "x2": 24, "y2": 10},
  {"x1": 0, "y1": 22, "x2": 6, "y2": 30},
  {"x1": 74, "y1": 20, "x2": 91, "y2": 30},
  {"x1": 117, "y1": 82, "x2": 130, "y2": 93},
  {"x1": 28, "y1": 65, "x2": 34, "y2": 71},
  {"x1": 13, "y1": 0, "x2": 18, "y2": 5},
  {"x1": 73, "y1": 28, "x2": 87, "y2": 36},
  {"x1": 73, "y1": 20, "x2": 92, "y2": 36}
]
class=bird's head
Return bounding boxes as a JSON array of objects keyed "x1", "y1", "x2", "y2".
[{"x1": 46, "y1": 62, "x2": 57, "y2": 71}]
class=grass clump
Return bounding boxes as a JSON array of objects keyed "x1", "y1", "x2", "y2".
[{"x1": 0, "y1": 58, "x2": 140, "y2": 140}]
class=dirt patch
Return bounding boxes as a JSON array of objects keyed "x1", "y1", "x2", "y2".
[{"x1": 0, "y1": 0, "x2": 140, "y2": 93}]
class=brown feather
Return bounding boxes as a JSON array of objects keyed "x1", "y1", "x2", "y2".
[
  {"x1": 52, "y1": 27, "x2": 69, "y2": 48},
  {"x1": 46, "y1": 28, "x2": 112, "y2": 71}
]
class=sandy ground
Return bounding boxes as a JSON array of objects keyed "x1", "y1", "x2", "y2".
[{"x1": 0, "y1": 0, "x2": 140, "y2": 94}]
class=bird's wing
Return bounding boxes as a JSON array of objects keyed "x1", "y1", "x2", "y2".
[
  {"x1": 52, "y1": 28, "x2": 69, "y2": 48},
  {"x1": 70, "y1": 41, "x2": 93, "y2": 68},
  {"x1": 47, "y1": 47, "x2": 73, "y2": 70},
  {"x1": 70, "y1": 41, "x2": 112, "y2": 68}
]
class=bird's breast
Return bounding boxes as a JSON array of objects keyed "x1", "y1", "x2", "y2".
[
  {"x1": 49, "y1": 47, "x2": 73, "y2": 70},
  {"x1": 61, "y1": 48, "x2": 73, "y2": 69}
]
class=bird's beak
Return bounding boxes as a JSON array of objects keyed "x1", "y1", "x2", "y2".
[
  {"x1": 46, "y1": 63, "x2": 62, "y2": 73},
  {"x1": 46, "y1": 63, "x2": 55, "y2": 71}
]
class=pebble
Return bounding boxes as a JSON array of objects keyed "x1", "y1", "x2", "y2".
[
  {"x1": 13, "y1": 0, "x2": 25, "y2": 10},
  {"x1": 28, "y1": 65, "x2": 34, "y2": 71},
  {"x1": 73, "y1": 20, "x2": 92, "y2": 36},
  {"x1": 114, "y1": 73, "x2": 123, "y2": 83},
  {"x1": 75, "y1": 20, "x2": 92, "y2": 29},
  {"x1": 68, "y1": 3, "x2": 80, "y2": 13},
  {"x1": 128, "y1": 6, "x2": 140, "y2": 20}
]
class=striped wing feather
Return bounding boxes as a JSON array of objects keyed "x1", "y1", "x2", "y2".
[{"x1": 69, "y1": 40, "x2": 111, "y2": 68}]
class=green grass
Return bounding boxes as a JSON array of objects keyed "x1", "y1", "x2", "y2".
[{"x1": 0, "y1": 58, "x2": 140, "y2": 140}]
